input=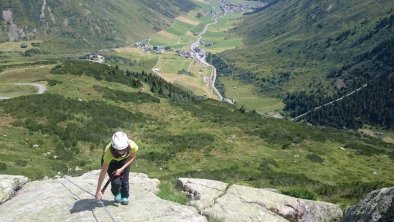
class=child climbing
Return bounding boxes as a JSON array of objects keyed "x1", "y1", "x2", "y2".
[{"x1": 95, "y1": 131, "x2": 138, "y2": 205}]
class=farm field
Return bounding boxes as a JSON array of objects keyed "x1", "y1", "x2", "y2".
[
  {"x1": 149, "y1": 0, "x2": 213, "y2": 48},
  {"x1": 202, "y1": 13, "x2": 244, "y2": 53},
  {"x1": 220, "y1": 77, "x2": 284, "y2": 113},
  {"x1": 152, "y1": 53, "x2": 217, "y2": 98}
]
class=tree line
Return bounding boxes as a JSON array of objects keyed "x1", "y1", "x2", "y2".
[{"x1": 51, "y1": 61, "x2": 200, "y2": 102}]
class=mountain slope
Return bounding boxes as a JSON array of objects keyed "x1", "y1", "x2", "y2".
[
  {"x1": 0, "y1": 0, "x2": 195, "y2": 49},
  {"x1": 224, "y1": 0, "x2": 393, "y2": 78},
  {"x1": 1, "y1": 61, "x2": 394, "y2": 207},
  {"x1": 219, "y1": 0, "x2": 394, "y2": 128}
]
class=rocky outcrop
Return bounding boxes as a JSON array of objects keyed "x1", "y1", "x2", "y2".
[
  {"x1": 178, "y1": 178, "x2": 343, "y2": 222},
  {"x1": 0, "y1": 171, "x2": 206, "y2": 222},
  {"x1": 0, "y1": 172, "x2": 346, "y2": 222},
  {"x1": 0, "y1": 175, "x2": 28, "y2": 204},
  {"x1": 341, "y1": 187, "x2": 394, "y2": 222},
  {"x1": 2, "y1": 9, "x2": 26, "y2": 41}
]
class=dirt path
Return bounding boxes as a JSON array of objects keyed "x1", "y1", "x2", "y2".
[
  {"x1": 15, "y1": 83, "x2": 47, "y2": 94},
  {"x1": 0, "y1": 83, "x2": 47, "y2": 100}
]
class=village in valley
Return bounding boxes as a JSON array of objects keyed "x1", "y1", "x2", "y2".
[
  {"x1": 82, "y1": 0, "x2": 269, "y2": 101},
  {"x1": 84, "y1": 0, "x2": 267, "y2": 65}
]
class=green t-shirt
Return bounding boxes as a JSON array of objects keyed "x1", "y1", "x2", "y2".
[{"x1": 103, "y1": 139, "x2": 138, "y2": 164}]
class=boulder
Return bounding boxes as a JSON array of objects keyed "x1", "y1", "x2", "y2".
[
  {"x1": 0, "y1": 175, "x2": 28, "y2": 204},
  {"x1": 177, "y1": 178, "x2": 228, "y2": 211},
  {"x1": 0, "y1": 171, "x2": 206, "y2": 222},
  {"x1": 341, "y1": 187, "x2": 394, "y2": 222},
  {"x1": 178, "y1": 178, "x2": 342, "y2": 222}
]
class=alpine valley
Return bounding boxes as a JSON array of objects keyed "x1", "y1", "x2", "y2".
[{"x1": 0, "y1": 0, "x2": 393, "y2": 221}]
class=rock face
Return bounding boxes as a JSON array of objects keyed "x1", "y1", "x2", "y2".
[
  {"x1": 0, "y1": 175, "x2": 28, "y2": 204},
  {"x1": 177, "y1": 178, "x2": 343, "y2": 222},
  {"x1": 2, "y1": 9, "x2": 26, "y2": 41},
  {"x1": 0, "y1": 172, "x2": 346, "y2": 222},
  {"x1": 341, "y1": 187, "x2": 394, "y2": 222},
  {"x1": 0, "y1": 171, "x2": 206, "y2": 222}
]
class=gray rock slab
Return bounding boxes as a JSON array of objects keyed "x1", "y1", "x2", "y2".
[
  {"x1": 179, "y1": 178, "x2": 342, "y2": 222},
  {"x1": 177, "y1": 178, "x2": 228, "y2": 211},
  {"x1": 0, "y1": 175, "x2": 28, "y2": 204},
  {"x1": 341, "y1": 187, "x2": 394, "y2": 222},
  {"x1": 0, "y1": 171, "x2": 206, "y2": 222}
]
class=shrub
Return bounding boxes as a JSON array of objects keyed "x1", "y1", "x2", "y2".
[
  {"x1": 157, "y1": 180, "x2": 188, "y2": 205},
  {"x1": 24, "y1": 48, "x2": 42, "y2": 57},
  {"x1": 31, "y1": 42, "x2": 41, "y2": 47},
  {"x1": 306, "y1": 153, "x2": 324, "y2": 163},
  {"x1": 144, "y1": 132, "x2": 215, "y2": 154},
  {"x1": 139, "y1": 151, "x2": 173, "y2": 165},
  {"x1": 282, "y1": 188, "x2": 317, "y2": 200},
  {"x1": 47, "y1": 80, "x2": 63, "y2": 86},
  {"x1": 0, "y1": 162, "x2": 7, "y2": 171},
  {"x1": 93, "y1": 85, "x2": 160, "y2": 104},
  {"x1": 14, "y1": 160, "x2": 27, "y2": 167}
]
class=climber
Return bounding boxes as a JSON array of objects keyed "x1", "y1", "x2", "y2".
[{"x1": 95, "y1": 131, "x2": 138, "y2": 205}]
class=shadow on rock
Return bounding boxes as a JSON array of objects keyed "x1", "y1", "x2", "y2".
[{"x1": 70, "y1": 199, "x2": 117, "y2": 214}]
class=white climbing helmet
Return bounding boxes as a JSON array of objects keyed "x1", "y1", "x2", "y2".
[{"x1": 111, "y1": 131, "x2": 129, "y2": 150}]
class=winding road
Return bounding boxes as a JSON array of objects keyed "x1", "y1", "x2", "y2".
[
  {"x1": 15, "y1": 83, "x2": 47, "y2": 94},
  {"x1": 190, "y1": 16, "x2": 225, "y2": 101},
  {"x1": 0, "y1": 83, "x2": 47, "y2": 100}
]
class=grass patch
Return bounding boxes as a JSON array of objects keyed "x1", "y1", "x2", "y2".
[
  {"x1": 306, "y1": 153, "x2": 324, "y2": 164},
  {"x1": 207, "y1": 217, "x2": 224, "y2": 222},
  {"x1": 107, "y1": 48, "x2": 159, "y2": 73},
  {"x1": 201, "y1": 13, "x2": 244, "y2": 53},
  {"x1": 281, "y1": 188, "x2": 318, "y2": 200},
  {"x1": 157, "y1": 179, "x2": 188, "y2": 205},
  {"x1": 220, "y1": 77, "x2": 284, "y2": 113},
  {"x1": 156, "y1": 54, "x2": 192, "y2": 74}
]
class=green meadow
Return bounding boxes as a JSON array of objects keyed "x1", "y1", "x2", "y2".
[
  {"x1": 220, "y1": 77, "x2": 284, "y2": 113},
  {"x1": 156, "y1": 54, "x2": 192, "y2": 74},
  {"x1": 201, "y1": 13, "x2": 244, "y2": 53},
  {"x1": 103, "y1": 48, "x2": 159, "y2": 73}
]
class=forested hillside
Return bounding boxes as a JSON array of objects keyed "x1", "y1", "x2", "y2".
[
  {"x1": 218, "y1": 0, "x2": 394, "y2": 129},
  {"x1": 284, "y1": 38, "x2": 394, "y2": 129},
  {"x1": 0, "y1": 0, "x2": 195, "y2": 49}
]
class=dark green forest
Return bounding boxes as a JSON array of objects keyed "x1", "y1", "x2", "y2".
[{"x1": 285, "y1": 39, "x2": 394, "y2": 129}]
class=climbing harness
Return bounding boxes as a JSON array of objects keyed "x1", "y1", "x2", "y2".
[{"x1": 63, "y1": 176, "x2": 117, "y2": 222}]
